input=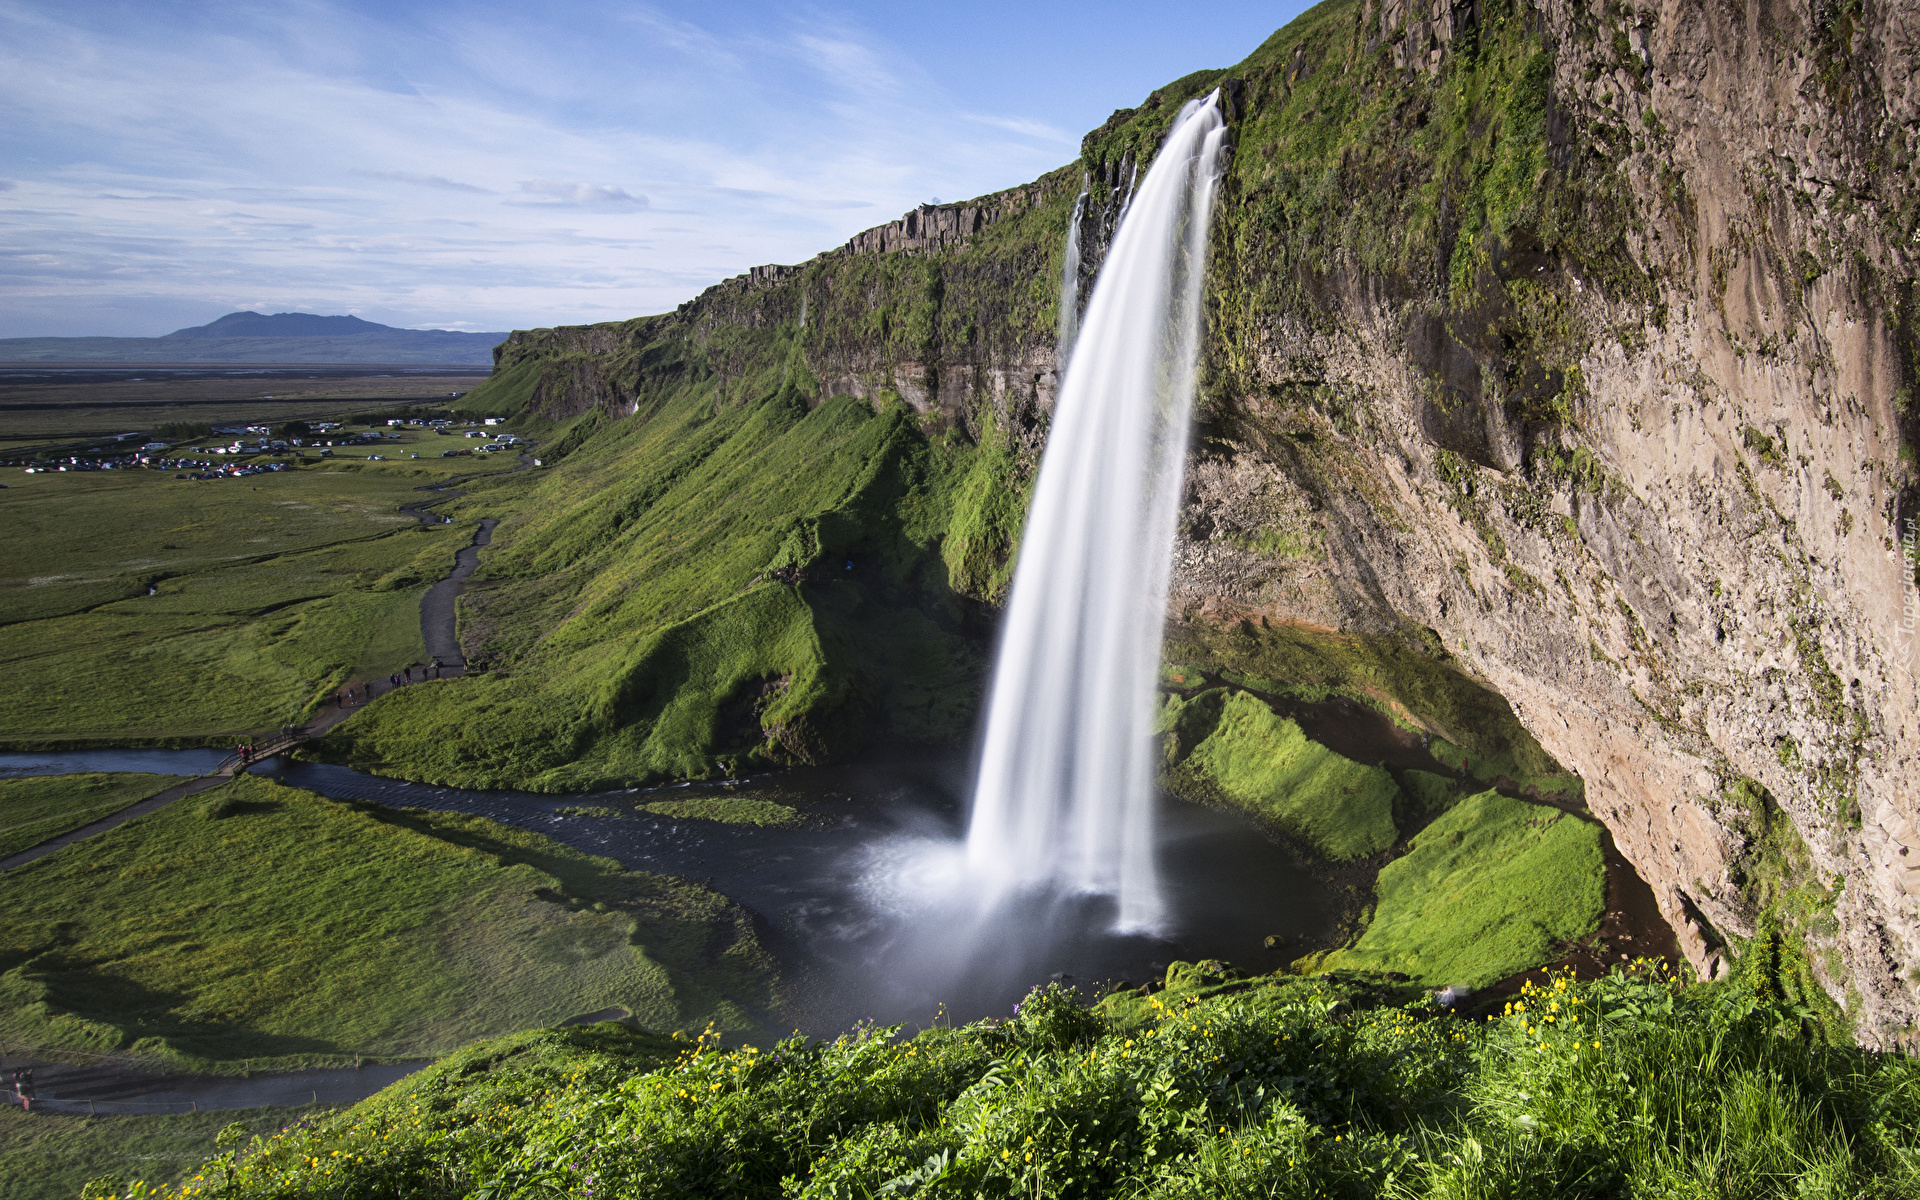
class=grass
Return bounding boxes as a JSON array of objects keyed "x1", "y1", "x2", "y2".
[
  {"x1": 0, "y1": 1104, "x2": 325, "y2": 1200},
  {"x1": 1160, "y1": 688, "x2": 1399, "y2": 860},
  {"x1": 0, "y1": 774, "x2": 777, "y2": 1070},
  {"x1": 1304, "y1": 789, "x2": 1606, "y2": 987},
  {"x1": 0, "y1": 772, "x2": 176, "y2": 858},
  {"x1": 1157, "y1": 686, "x2": 1601, "y2": 986},
  {"x1": 0, "y1": 444, "x2": 521, "y2": 744},
  {"x1": 638, "y1": 796, "x2": 805, "y2": 828},
  {"x1": 106, "y1": 960, "x2": 1920, "y2": 1199}
]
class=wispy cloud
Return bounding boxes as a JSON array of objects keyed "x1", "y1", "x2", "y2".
[
  {"x1": 515, "y1": 180, "x2": 648, "y2": 208},
  {"x1": 964, "y1": 113, "x2": 1077, "y2": 143},
  {"x1": 359, "y1": 171, "x2": 495, "y2": 194}
]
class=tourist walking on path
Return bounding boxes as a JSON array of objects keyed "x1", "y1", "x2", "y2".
[{"x1": 13, "y1": 1068, "x2": 34, "y2": 1111}]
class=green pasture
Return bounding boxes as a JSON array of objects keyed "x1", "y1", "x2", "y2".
[
  {"x1": 0, "y1": 772, "x2": 176, "y2": 858},
  {"x1": 0, "y1": 457, "x2": 525, "y2": 743},
  {"x1": 0, "y1": 774, "x2": 777, "y2": 1071}
]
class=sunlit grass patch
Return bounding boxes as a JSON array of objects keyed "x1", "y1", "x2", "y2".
[{"x1": 1162, "y1": 688, "x2": 1399, "y2": 860}]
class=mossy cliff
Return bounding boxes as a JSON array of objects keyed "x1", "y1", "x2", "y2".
[{"x1": 345, "y1": 0, "x2": 1920, "y2": 1042}]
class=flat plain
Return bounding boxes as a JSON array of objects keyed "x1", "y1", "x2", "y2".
[
  {"x1": 0, "y1": 427, "x2": 517, "y2": 742},
  {"x1": 0, "y1": 372, "x2": 486, "y2": 441}
]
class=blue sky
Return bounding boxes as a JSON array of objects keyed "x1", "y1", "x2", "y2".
[{"x1": 0, "y1": 0, "x2": 1312, "y2": 337}]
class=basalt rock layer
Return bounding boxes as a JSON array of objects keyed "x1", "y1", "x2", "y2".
[{"x1": 442, "y1": 0, "x2": 1918, "y2": 1042}]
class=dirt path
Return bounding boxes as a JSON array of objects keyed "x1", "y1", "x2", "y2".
[
  {"x1": 420, "y1": 518, "x2": 498, "y2": 670},
  {"x1": 400, "y1": 451, "x2": 531, "y2": 672}
]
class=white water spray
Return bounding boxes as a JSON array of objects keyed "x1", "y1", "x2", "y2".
[
  {"x1": 963, "y1": 93, "x2": 1229, "y2": 934},
  {"x1": 1057, "y1": 190, "x2": 1088, "y2": 368}
]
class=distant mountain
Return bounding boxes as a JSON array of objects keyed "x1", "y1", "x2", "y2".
[
  {"x1": 167, "y1": 311, "x2": 408, "y2": 338},
  {"x1": 0, "y1": 311, "x2": 511, "y2": 365}
]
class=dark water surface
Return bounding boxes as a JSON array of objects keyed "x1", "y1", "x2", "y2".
[
  {"x1": 250, "y1": 757, "x2": 1341, "y2": 1033},
  {"x1": 0, "y1": 747, "x2": 228, "y2": 778}
]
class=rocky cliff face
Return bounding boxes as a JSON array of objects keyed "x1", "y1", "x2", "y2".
[
  {"x1": 466, "y1": 0, "x2": 1920, "y2": 1044},
  {"x1": 1150, "y1": 0, "x2": 1919, "y2": 1044}
]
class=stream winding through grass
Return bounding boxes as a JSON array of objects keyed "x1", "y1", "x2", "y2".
[{"x1": 0, "y1": 746, "x2": 1344, "y2": 1114}]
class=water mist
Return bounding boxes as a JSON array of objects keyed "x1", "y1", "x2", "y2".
[{"x1": 963, "y1": 93, "x2": 1229, "y2": 933}]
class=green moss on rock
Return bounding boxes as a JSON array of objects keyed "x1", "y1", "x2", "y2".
[{"x1": 1307, "y1": 789, "x2": 1605, "y2": 986}]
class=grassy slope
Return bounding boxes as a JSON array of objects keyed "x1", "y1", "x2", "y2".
[
  {"x1": 1159, "y1": 683, "x2": 1602, "y2": 984},
  {"x1": 0, "y1": 772, "x2": 175, "y2": 858},
  {"x1": 1309, "y1": 789, "x2": 1606, "y2": 986},
  {"x1": 119, "y1": 966, "x2": 1920, "y2": 1200},
  {"x1": 326, "y1": 385, "x2": 1024, "y2": 790},
  {"x1": 0, "y1": 775, "x2": 776, "y2": 1070},
  {"x1": 0, "y1": 445, "x2": 500, "y2": 743}
]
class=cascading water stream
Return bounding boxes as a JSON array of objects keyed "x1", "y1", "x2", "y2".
[
  {"x1": 1057, "y1": 189, "x2": 1088, "y2": 368},
  {"x1": 963, "y1": 93, "x2": 1229, "y2": 934}
]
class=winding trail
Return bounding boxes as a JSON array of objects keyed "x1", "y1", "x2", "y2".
[
  {"x1": 401, "y1": 451, "x2": 531, "y2": 672},
  {"x1": 420, "y1": 518, "x2": 497, "y2": 672}
]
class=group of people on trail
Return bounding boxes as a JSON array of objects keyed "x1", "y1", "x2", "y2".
[
  {"x1": 10, "y1": 1067, "x2": 34, "y2": 1111},
  {"x1": 331, "y1": 659, "x2": 443, "y2": 709}
]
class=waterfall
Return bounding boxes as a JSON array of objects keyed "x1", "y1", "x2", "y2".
[
  {"x1": 964, "y1": 92, "x2": 1229, "y2": 934},
  {"x1": 1057, "y1": 190, "x2": 1088, "y2": 369}
]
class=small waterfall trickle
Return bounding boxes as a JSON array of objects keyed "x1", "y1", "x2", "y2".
[
  {"x1": 963, "y1": 92, "x2": 1229, "y2": 934},
  {"x1": 1057, "y1": 190, "x2": 1088, "y2": 369}
]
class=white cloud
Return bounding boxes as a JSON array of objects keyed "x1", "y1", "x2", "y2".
[{"x1": 964, "y1": 113, "x2": 1077, "y2": 144}]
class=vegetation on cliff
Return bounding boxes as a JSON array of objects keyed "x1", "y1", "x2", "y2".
[
  {"x1": 103, "y1": 960, "x2": 1920, "y2": 1199},
  {"x1": 324, "y1": 382, "x2": 1028, "y2": 790}
]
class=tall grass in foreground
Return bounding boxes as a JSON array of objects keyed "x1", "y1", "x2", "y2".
[{"x1": 95, "y1": 959, "x2": 1920, "y2": 1199}]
